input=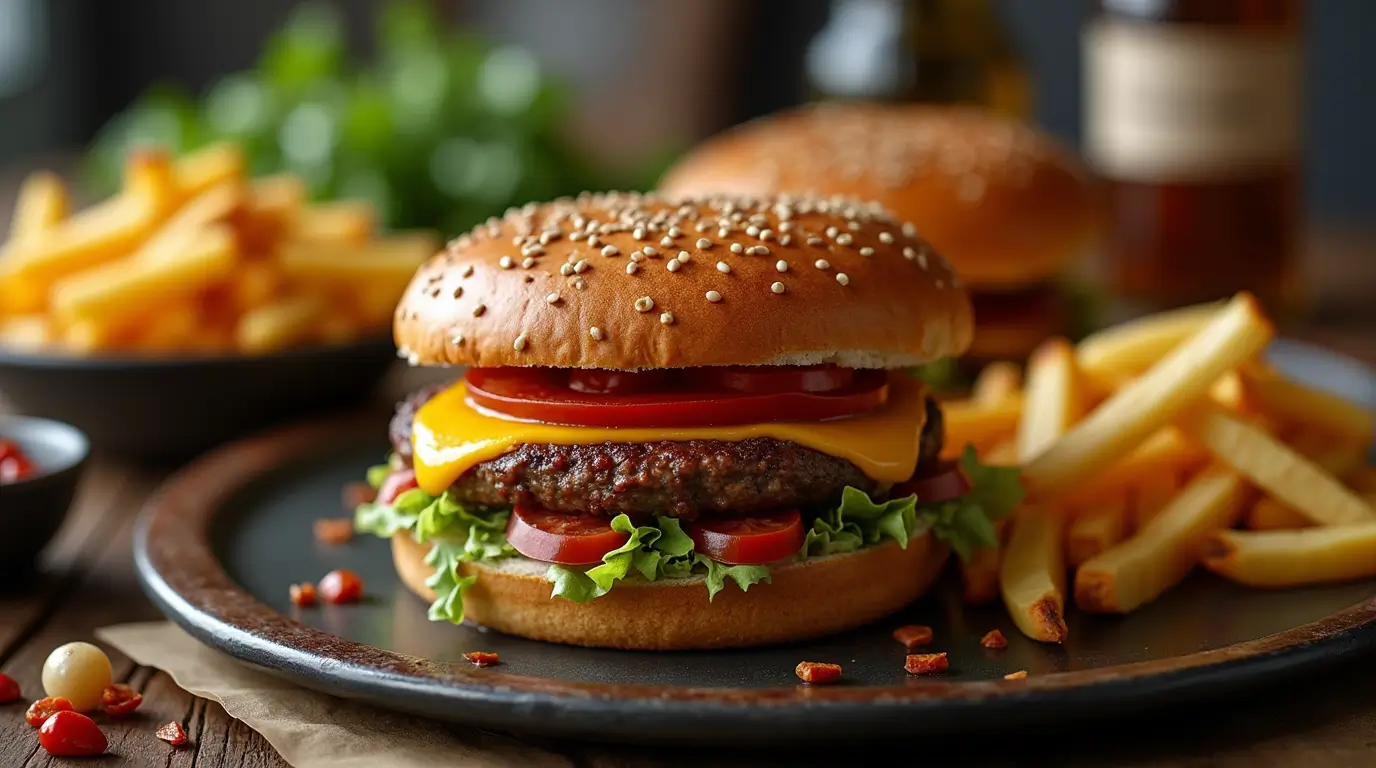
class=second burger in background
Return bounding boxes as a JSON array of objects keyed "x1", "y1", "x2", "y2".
[{"x1": 658, "y1": 103, "x2": 1102, "y2": 383}]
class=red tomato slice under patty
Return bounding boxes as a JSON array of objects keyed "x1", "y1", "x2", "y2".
[
  {"x1": 378, "y1": 468, "x2": 418, "y2": 504},
  {"x1": 691, "y1": 365, "x2": 855, "y2": 394},
  {"x1": 506, "y1": 504, "x2": 631, "y2": 565},
  {"x1": 688, "y1": 509, "x2": 805, "y2": 566},
  {"x1": 465, "y1": 368, "x2": 889, "y2": 428},
  {"x1": 892, "y1": 461, "x2": 971, "y2": 504}
]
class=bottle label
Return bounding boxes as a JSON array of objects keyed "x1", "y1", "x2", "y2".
[{"x1": 1085, "y1": 21, "x2": 1301, "y2": 182}]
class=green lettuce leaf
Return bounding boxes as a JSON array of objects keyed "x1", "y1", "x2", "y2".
[
  {"x1": 365, "y1": 462, "x2": 391, "y2": 490},
  {"x1": 424, "y1": 541, "x2": 479, "y2": 623},
  {"x1": 959, "y1": 445, "x2": 1025, "y2": 522},
  {"x1": 804, "y1": 486, "x2": 922, "y2": 556},
  {"x1": 548, "y1": 514, "x2": 701, "y2": 603},
  {"x1": 696, "y1": 555, "x2": 772, "y2": 598}
]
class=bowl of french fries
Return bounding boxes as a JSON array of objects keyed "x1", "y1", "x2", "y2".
[
  {"x1": 0, "y1": 144, "x2": 438, "y2": 458},
  {"x1": 944, "y1": 293, "x2": 1376, "y2": 643}
]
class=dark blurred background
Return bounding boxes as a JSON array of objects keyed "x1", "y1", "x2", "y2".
[{"x1": 0, "y1": 0, "x2": 1370, "y2": 223}]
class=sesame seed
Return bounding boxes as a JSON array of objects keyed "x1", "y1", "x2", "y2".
[
  {"x1": 462, "y1": 265, "x2": 474, "y2": 278},
  {"x1": 903, "y1": 247, "x2": 917, "y2": 261},
  {"x1": 514, "y1": 333, "x2": 528, "y2": 351},
  {"x1": 859, "y1": 247, "x2": 875, "y2": 257},
  {"x1": 642, "y1": 246, "x2": 658, "y2": 257},
  {"x1": 660, "y1": 311, "x2": 675, "y2": 325},
  {"x1": 779, "y1": 234, "x2": 792, "y2": 246},
  {"x1": 848, "y1": 221, "x2": 862, "y2": 231},
  {"x1": 705, "y1": 290, "x2": 723, "y2": 303},
  {"x1": 730, "y1": 243, "x2": 744, "y2": 254},
  {"x1": 451, "y1": 334, "x2": 464, "y2": 345},
  {"x1": 696, "y1": 221, "x2": 712, "y2": 233},
  {"x1": 572, "y1": 277, "x2": 586, "y2": 290},
  {"x1": 660, "y1": 236, "x2": 674, "y2": 247},
  {"x1": 771, "y1": 281, "x2": 786, "y2": 294},
  {"x1": 587, "y1": 235, "x2": 600, "y2": 248},
  {"x1": 677, "y1": 251, "x2": 691, "y2": 263},
  {"x1": 716, "y1": 261, "x2": 731, "y2": 274},
  {"x1": 918, "y1": 251, "x2": 929, "y2": 269},
  {"x1": 544, "y1": 293, "x2": 560, "y2": 305},
  {"x1": 669, "y1": 226, "x2": 682, "y2": 238},
  {"x1": 540, "y1": 231, "x2": 557, "y2": 245},
  {"x1": 826, "y1": 226, "x2": 839, "y2": 239},
  {"x1": 815, "y1": 259, "x2": 831, "y2": 270},
  {"x1": 755, "y1": 245, "x2": 771, "y2": 256},
  {"x1": 630, "y1": 251, "x2": 645, "y2": 263},
  {"x1": 560, "y1": 263, "x2": 574, "y2": 275},
  {"x1": 570, "y1": 231, "x2": 586, "y2": 242},
  {"x1": 718, "y1": 229, "x2": 730, "y2": 239},
  {"x1": 760, "y1": 229, "x2": 774, "y2": 241},
  {"x1": 601, "y1": 245, "x2": 619, "y2": 257},
  {"x1": 667, "y1": 258, "x2": 682, "y2": 272},
  {"x1": 635, "y1": 296, "x2": 654, "y2": 312},
  {"x1": 746, "y1": 226, "x2": 760, "y2": 237},
  {"x1": 775, "y1": 260, "x2": 788, "y2": 273},
  {"x1": 633, "y1": 227, "x2": 646, "y2": 240},
  {"x1": 589, "y1": 326, "x2": 604, "y2": 341},
  {"x1": 626, "y1": 262, "x2": 640, "y2": 274},
  {"x1": 499, "y1": 256, "x2": 514, "y2": 269},
  {"x1": 807, "y1": 236, "x2": 824, "y2": 247},
  {"x1": 452, "y1": 286, "x2": 463, "y2": 298},
  {"x1": 522, "y1": 256, "x2": 537, "y2": 268},
  {"x1": 473, "y1": 303, "x2": 487, "y2": 317},
  {"x1": 574, "y1": 259, "x2": 590, "y2": 273},
  {"x1": 903, "y1": 222, "x2": 918, "y2": 237},
  {"x1": 522, "y1": 244, "x2": 543, "y2": 257},
  {"x1": 779, "y1": 221, "x2": 794, "y2": 232},
  {"x1": 836, "y1": 233, "x2": 854, "y2": 246},
  {"x1": 696, "y1": 238, "x2": 713, "y2": 249},
  {"x1": 836, "y1": 273, "x2": 850, "y2": 286},
  {"x1": 879, "y1": 232, "x2": 895, "y2": 244}
]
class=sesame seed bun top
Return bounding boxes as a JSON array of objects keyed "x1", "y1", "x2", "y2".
[
  {"x1": 657, "y1": 104, "x2": 1102, "y2": 289},
  {"x1": 394, "y1": 191, "x2": 973, "y2": 370}
]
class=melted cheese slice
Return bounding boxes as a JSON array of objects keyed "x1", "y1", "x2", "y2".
[{"x1": 411, "y1": 375, "x2": 929, "y2": 495}]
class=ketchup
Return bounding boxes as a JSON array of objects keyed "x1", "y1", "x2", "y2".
[{"x1": 0, "y1": 438, "x2": 37, "y2": 483}]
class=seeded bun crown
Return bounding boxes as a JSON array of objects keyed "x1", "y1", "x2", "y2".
[
  {"x1": 658, "y1": 104, "x2": 1102, "y2": 289},
  {"x1": 394, "y1": 192, "x2": 972, "y2": 370}
]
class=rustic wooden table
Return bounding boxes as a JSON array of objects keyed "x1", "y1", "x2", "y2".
[{"x1": 2, "y1": 232, "x2": 1374, "y2": 766}]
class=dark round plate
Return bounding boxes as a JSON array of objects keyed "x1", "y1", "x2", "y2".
[
  {"x1": 133, "y1": 340, "x2": 1376, "y2": 746},
  {"x1": 0, "y1": 337, "x2": 397, "y2": 460}
]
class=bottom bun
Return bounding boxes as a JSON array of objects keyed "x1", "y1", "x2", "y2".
[{"x1": 392, "y1": 532, "x2": 949, "y2": 650}]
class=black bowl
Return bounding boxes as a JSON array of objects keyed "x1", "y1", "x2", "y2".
[
  {"x1": 0, "y1": 414, "x2": 89, "y2": 574},
  {"x1": 0, "y1": 337, "x2": 397, "y2": 462}
]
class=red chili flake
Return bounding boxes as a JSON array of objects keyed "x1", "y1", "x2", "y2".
[
  {"x1": 904, "y1": 653, "x2": 949, "y2": 676},
  {"x1": 0, "y1": 672, "x2": 20, "y2": 703},
  {"x1": 980, "y1": 629, "x2": 1008, "y2": 650},
  {"x1": 289, "y1": 582, "x2": 317, "y2": 607},
  {"x1": 101, "y1": 684, "x2": 143, "y2": 718},
  {"x1": 463, "y1": 652, "x2": 500, "y2": 667},
  {"x1": 342, "y1": 481, "x2": 376, "y2": 509},
  {"x1": 156, "y1": 721, "x2": 189, "y2": 747},
  {"x1": 1004, "y1": 670, "x2": 1028, "y2": 680},
  {"x1": 25, "y1": 697, "x2": 73, "y2": 727},
  {"x1": 313, "y1": 518, "x2": 355, "y2": 545},
  {"x1": 794, "y1": 661, "x2": 843, "y2": 684},
  {"x1": 892, "y1": 624, "x2": 934, "y2": 650}
]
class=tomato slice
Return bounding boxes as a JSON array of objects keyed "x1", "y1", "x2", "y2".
[
  {"x1": 465, "y1": 368, "x2": 890, "y2": 428},
  {"x1": 688, "y1": 510, "x2": 805, "y2": 565},
  {"x1": 692, "y1": 365, "x2": 855, "y2": 394},
  {"x1": 378, "y1": 468, "x2": 418, "y2": 504},
  {"x1": 0, "y1": 439, "x2": 35, "y2": 483},
  {"x1": 892, "y1": 461, "x2": 971, "y2": 504},
  {"x1": 506, "y1": 505, "x2": 631, "y2": 565},
  {"x1": 567, "y1": 369, "x2": 669, "y2": 394}
]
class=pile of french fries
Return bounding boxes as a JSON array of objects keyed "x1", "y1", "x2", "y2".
[
  {"x1": 945, "y1": 293, "x2": 1376, "y2": 643},
  {"x1": 0, "y1": 143, "x2": 437, "y2": 356}
]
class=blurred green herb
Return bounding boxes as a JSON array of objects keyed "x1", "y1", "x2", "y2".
[{"x1": 85, "y1": 1, "x2": 667, "y2": 234}]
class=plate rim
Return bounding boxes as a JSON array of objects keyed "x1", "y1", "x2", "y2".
[{"x1": 133, "y1": 338, "x2": 1376, "y2": 741}]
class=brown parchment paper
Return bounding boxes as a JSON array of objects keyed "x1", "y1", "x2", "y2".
[{"x1": 97, "y1": 622, "x2": 571, "y2": 768}]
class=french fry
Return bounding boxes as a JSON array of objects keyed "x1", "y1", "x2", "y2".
[
  {"x1": 1179, "y1": 404, "x2": 1376, "y2": 526},
  {"x1": 130, "y1": 301, "x2": 200, "y2": 353},
  {"x1": 961, "y1": 519, "x2": 1007, "y2": 605},
  {"x1": 0, "y1": 194, "x2": 163, "y2": 284},
  {"x1": 174, "y1": 142, "x2": 245, "y2": 198},
  {"x1": 1075, "y1": 466, "x2": 1248, "y2": 613},
  {"x1": 1202, "y1": 525, "x2": 1376, "y2": 588},
  {"x1": 1017, "y1": 338, "x2": 1084, "y2": 463},
  {"x1": 942, "y1": 396, "x2": 1022, "y2": 458},
  {"x1": 1023, "y1": 293, "x2": 1273, "y2": 496},
  {"x1": 1235, "y1": 366, "x2": 1375, "y2": 448},
  {"x1": 0, "y1": 314, "x2": 51, "y2": 350},
  {"x1": 122, "y1": 149, "x2": 179, "y2": 216},
  {"x1": 278, "y1": 233, "x2": 438, "y2": 285},
  {"x1": 0, "y1": 274, "x2": 47, "y2": 315},
  {"x1": 999, "y1": 506, "x2": 1068, "y2": 642},
  {"x1": 972, "y1": 361, "x2": 1021, "y2": 405},
  {"x1": 983, "y1": 439, "x2": 1019, "y2": 467},
  {"x1": 295, "y1": 200, "x2": 377, "y2": 245},
  {"x1": 8, "y1": 170, "x2": 68, "y2": 240},
  {"x1": 142, "y1": 181, "x2": 245, "y2": 258},
  {"x1": 1129, "y1": 470, "x2": 1179, "y2": 531},
  {"x1": 1067, "y1": 496, "x2": 1128, "y2": 567},
  {"x1": 1245, "y1": 498, "x2": 1312, "y2": 531},
  {"x1": 51, "y1": 225, "x2": 239, "y2": 325},
  {"x1": 226, "y1": 261, "x2": 284, "y2": 313},
  {"x1": 1076, "y1": 300, "x2": 1224, "y2": 389},
  {"x1": 235, "y1": 293, "x2": 328, "y2": 354},
  {"x1": 1062, "y1": 428, "x2": 1208, "y2": 507}
]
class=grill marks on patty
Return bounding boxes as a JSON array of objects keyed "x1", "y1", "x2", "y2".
[{"x1": 389, "y1": 382, "x2": 944, "y2": 518}]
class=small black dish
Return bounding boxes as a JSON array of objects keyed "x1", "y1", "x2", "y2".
[
  {"x1": 0, "y1": 414, "x2": 90, "y2": 574},
  {"x1": 0, "y1": 336, "x2": 397, "y2": 462}
]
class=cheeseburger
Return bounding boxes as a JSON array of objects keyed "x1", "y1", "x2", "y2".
[
  {"x1": 658, "y1": 103, "x2": 1101, "y2": 373},
  {"x1": 354, "y1": 192, "x2": 1021, "y2": 650}
]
